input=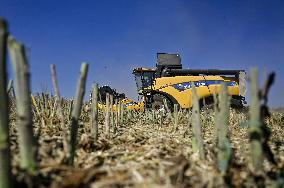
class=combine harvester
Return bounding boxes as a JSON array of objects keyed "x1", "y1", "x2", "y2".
[
  {"x1": 132, "y1": 53, "x2": 246, "y2": 111},
  {"x1": 96, "y1": 85, "x2": 144, "y2": 111}
]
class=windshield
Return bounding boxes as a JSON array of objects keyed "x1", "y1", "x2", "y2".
[
  {"x1": 134, "y1": 72, "x2": 154, "y2": 92},
  {"x1": 134, "y1": 73, "x2": 143, "y2": 91}
]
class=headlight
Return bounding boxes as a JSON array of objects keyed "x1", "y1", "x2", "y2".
[{"x1": 125, "y1": 102, "x2": 136, "y2": 107}]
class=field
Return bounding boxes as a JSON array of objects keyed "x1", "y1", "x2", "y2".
[{"x1": 7, "y1": 96, "x2": 284, "y2": 188}]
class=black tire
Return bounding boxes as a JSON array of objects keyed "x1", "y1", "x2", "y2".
[
  {"x1": 230, "y1": 97, "x2": 245, "y2": 109},
  {"x1": 200, "y1": 95, "x2": 246, "y2": 112},
  {"x1": 200, "y1": 96, "x2": 215, "y2": 112},
  {"x1": 151, "y1": 94, "x2": 172, "y2": 112}
]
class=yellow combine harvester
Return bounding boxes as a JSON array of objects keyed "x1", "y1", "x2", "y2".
[
  {"x1": 133, "y1": 53, "x2": 246, "y2": 111},
  {"x1": 96, "y1": 85, "x2": 144, "y2": 111},
  {"x1": 98, "y1": 98, "x2": 144, "y2": 111}
]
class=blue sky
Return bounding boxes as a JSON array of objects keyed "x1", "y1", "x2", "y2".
[{"x1": 1, "y1": 0, "x2": 284, "y2": 106}]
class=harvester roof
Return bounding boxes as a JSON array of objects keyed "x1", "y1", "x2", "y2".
[{"x1": 132, "y1": 67, "x2": 155, "y2": 74}]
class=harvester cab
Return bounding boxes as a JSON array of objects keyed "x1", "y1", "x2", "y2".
[
  {"x1": 133, "y1": 67, "x2": 155, "y2": 94},
  {"x1": 133, "y1": 53, "x2": 246, "y2": 111},
  {"x1": 133, "y1": 54, "x2": 182, "y2": 94}
]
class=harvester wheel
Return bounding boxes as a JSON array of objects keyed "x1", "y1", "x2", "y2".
[
  {"x1": 199, "y1": 96, "x2": 215, "y2": 112},
  {"x1": 152, "y1": 94, "x2": 172, "y2": 112}
]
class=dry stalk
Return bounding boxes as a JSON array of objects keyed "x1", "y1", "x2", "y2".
[
  {"x1": 31, "y1": 94, "x2": 45, "y2": 139},
  {"x1": 91, "y1": 83, "x2": 99, "y2": 149},
  {"x1": 110, "y1": 94, "x2": 114, "y2": 132},
  {"x1": 212, "y1": 91, "x2": 218, "y2": 141},
  {"x1": 8, "y1": 36, "x2": 37, "y2": 174},
  {"x1": 239, "y1": 71, "x2": 247, "y2": 97},
  {"x1": 216, "y1": 83, "x2": 232, "y2": 175},
  {"x1": 116, "y1": 100, "x2": 121, "y2": 129},
  {"x1": 114, "y1": 99, "x2": 118, "y2": 133},
  {"x1": 50, "y1": 64, "x2": 65, "y2": 124},
  {"x1": 105, "y1": 93, "x2": 110, "y2": 138},
  {"x1": 163, "y1": 98, "x2": 170, "y2": 113},
  {"x1": 7, "y1": 79, "x2": 15, "y2": 98},
  {"x1": 50, "y1": 64, "x2": 69, "y2": 156},
  {"x1": 68, "y1": 63, "x2": 88, "y2": 165},
  {"x1": 173, "y1": 104, "x2": 178, "y2": 131},
  {"x1": 151, "y1": 110, "x2": 155, "y2": 125},
  {"x1": 159, "y1": 113, "x2": 163, "y2": 127},
  {"x1": 31, "y1": 95, "x2": 40, "y2": 116},
  {"x1": 68, "y1": 99, "x2": 73, "y2": 119},
  {"x1": 249, "y1": 68, "x2": 263, "y2": 173},
  {"x1": 120, "y1": 102, "x2": 124, "y2": 125},
  {"x1": 191, "y1": 83, "x2": 205, "y2": 159},
  {"x1": 0, "y1": 17, "x2": 12, "y2": 188},
  {"x1": 249, "y1": 68, "x2": 277, "y2": 174}
]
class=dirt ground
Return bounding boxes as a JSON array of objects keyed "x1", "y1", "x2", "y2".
[{"x1": 8, "y1": 99, "x2": 284, "y2": 187}]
